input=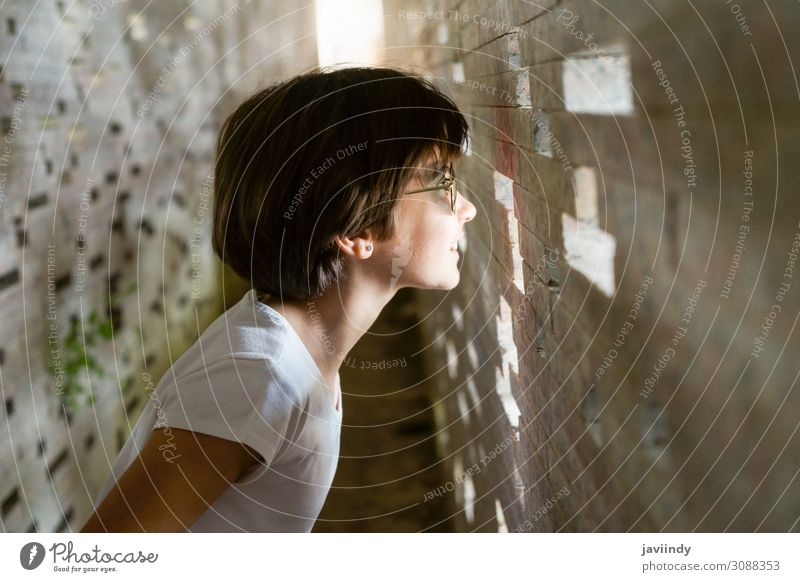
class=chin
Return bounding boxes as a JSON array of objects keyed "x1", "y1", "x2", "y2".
[
  {"x1": 404, "y1": 275, "x2": 459, "y2": 291},
  {"x1": 404, "y1": 262, "x2": 462, "y2": 290},
  {"x1": 426, "y1": 271, "x2": 461, "y2": 290},
  {"x1": 445, "y1": 272, "x2": 461, "y2": 288}
]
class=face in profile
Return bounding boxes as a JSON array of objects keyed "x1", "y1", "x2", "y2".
[{"x1": 375, "y1": 157, "x2": 477, "y2": 292}]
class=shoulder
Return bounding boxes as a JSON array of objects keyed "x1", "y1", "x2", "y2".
[
  {"x1": 166, "y1": 290, "x2": 292, "y2": 379},
  {"x1": 154, "y1": 355, "x2": 306, "y2": 427},
  {"x1": 215, "y1": 289, "x2": 292, "y2": 361},
  {"x1": 154, "y1": 290, "x2": 321, "y2": 402}
]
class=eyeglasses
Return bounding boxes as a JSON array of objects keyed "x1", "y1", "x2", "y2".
[{"x1": 403, "y1": 164, "x2": 458, "y2": 214}]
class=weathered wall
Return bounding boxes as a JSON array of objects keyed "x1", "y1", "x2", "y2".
[
  {"x1": 0, "y1": 0, "x2": 317, "y2": 532},
  {"x1": 383, "y1": 0, "x2": 800, "y2": 531},
  {"x1": 4, "y1": 0, "x2": 798, "y2": 535}
]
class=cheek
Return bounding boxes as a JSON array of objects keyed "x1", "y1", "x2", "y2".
[
  {"x1": 389, "y1": 198, "x2": 456, "y2": 277},
  {"x1": 403, "y1": 202, "x2": 450, "y2": 254}
]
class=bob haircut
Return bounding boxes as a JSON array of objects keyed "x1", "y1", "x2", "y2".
[{"x1": 211, "y1": 65, "x2": 469, "y2": 300}]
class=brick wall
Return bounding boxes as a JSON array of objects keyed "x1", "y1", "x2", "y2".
[
  {"x1": 0, "y1": 0, "x2": 317, "y2": 532},
  {"x1": 383, "y1": 0, "x2": 800, "y2": 531}
]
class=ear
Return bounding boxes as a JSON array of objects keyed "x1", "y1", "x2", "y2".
[{"x1": 333, "y1": 231, "x2": 374, "y2": 259}]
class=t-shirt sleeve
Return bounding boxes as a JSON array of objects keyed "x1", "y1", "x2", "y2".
[{"x1": 153, "y1": 356, "x2": 296, "y2": 467}]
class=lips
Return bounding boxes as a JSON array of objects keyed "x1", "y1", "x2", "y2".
[{"x1": 450, "y1": 232, "x2": 465, "y2": 251}]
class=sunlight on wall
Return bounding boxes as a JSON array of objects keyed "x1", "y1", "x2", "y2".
[
  {"x1": 497, "y1": 295, "x2": 523, "y2": 431},
  {"x1": 495, "y1": 498, "x2": 509, "y2": 532},
  {"x1": 562, "y1": 212, "x2": 617, "y2": 297},
  {"x1": 563, "y1": 42, "x2": 633, "y2": 115},
  {"x1": 562, "y1": 165, "x2": 617, "y2": 296},
  {"x1": 494, "y1": 170, "x2": 525, "y2": 292},
  {"x1": 446, "y1": 337, "x2": 458, "y2": 381},
  {"x1": 315, "y1": 0, "x2": 385, "y2": 67},
  {"x1": 454, "y1": 454, "x2": 477, "y2": 525}
]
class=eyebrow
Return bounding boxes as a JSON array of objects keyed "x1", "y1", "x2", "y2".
[{"x1": 415, "y1": 161, "x2": 450, "y2": 178}]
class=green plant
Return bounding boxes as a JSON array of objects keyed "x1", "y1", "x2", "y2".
[{"x1": 47, "y1": 280, "x2": 138, "y2": 414}]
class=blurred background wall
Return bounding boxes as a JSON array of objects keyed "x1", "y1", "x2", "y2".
[
  {"x1": 1, "y1": 0, "x2": 798, "y2": 533},
  {"x1": 0, "y1": 0, "x2": 317, "y2": 533}
]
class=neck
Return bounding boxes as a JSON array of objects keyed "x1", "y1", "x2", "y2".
[{"x1": 262, "y1": 270, "x2": 397, "y2": 383}]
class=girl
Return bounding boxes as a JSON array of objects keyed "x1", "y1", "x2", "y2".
[{"x1": 80, "y1": 65, "x2": 476, "y2": 532}]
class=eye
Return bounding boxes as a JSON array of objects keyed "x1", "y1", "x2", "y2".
[
  {"x1": 441, "y1": 180, "x2": 455, "y2": 202},
  {"x1": 430, "y1": 171, "x2": 447, "y2": 186}
]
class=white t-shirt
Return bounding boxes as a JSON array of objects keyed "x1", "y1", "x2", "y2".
[{"x1": 92, "y1": 288, "x2": 343, "y2": 532}]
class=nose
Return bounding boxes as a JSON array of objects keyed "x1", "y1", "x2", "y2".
[{"x1": 456, "y1": 189, "x2": 477, "y2": 223}]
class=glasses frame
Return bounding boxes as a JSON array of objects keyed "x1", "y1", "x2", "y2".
[{"x1": 403, "y1": 164, "x2": 458, "y2": 214}]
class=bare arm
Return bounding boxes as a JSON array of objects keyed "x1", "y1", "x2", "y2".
[{"x1": 80, "y1": 427, "x2": 262, "y2": 532}]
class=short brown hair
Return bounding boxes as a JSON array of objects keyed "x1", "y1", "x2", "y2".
[{"x1": 211, "y1": 65, "x2": 469, "y2": 300}]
